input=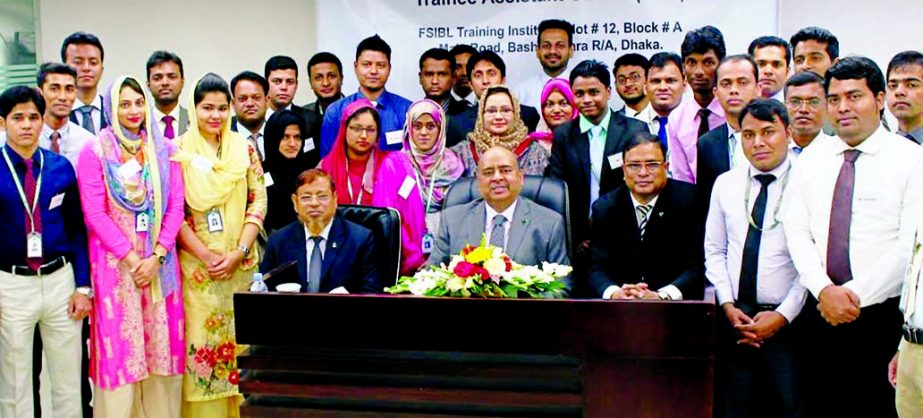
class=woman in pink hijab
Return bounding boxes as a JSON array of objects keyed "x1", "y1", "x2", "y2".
[{"x1": 527, "y1": 78, "x2": 577, "y2": 153}]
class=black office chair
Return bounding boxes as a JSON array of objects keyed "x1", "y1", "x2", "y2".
[
  {"x1": 337, "y1": 205, "x2": 402, "y2": 287},
  {"x1": 442, "y1": 175, "x2": 572, "y2": 259}
]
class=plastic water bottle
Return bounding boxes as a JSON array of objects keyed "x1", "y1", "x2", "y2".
[{"x1": 250, "y1": 272, "x2": 268, "y2": 292}]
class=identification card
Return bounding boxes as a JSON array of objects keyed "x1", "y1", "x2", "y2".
[
  {"x1": 385, "y1": 130, "x2": 403, "y2": 145},
  {"x1": 117, "y1": 159, "x2": 142, "y2": 179},
  {"x1": 397, "y1": 176, "x2": 415, "y2": 200},
  {"x1": 191, "y1": 155, "x2": 214, "y2": 172},
  {"x1": 206, "y1": 208, "x2": 224, "y2": 233},
  {"x1": 608, "y1": 153, "x2": 624, "y2": 170},
  {"x1": 27, "y1": 232, "x2": 42, "y2": 259},
  {"x1": 49, "y1": 193, "x2": 65, "y2": 210},
  {"x1": 136, "y1": 212, "x2": 150, "y2": 232},
  {"x1": 263, "y1": 172, "x2": 275, "y2": 188},
  {"x1": 422, "y1": 233, "x2": 434, "y2": 255},
  {"x1": 303, "y1": 139, "x2": 316, "y2": 153}
]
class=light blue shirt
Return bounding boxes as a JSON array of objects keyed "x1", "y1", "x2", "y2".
[{"x1": 579, "y1": 109, "x2": 611, "y2": 210}]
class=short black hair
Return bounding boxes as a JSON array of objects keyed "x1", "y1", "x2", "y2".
[
  {"x1": 356, "y1": 34, "x2": 392, "y2": 62},
  {"x1": 613, "y1": 53, "x2": 651, "y2": 75},
  {"x1": 146, "y1": 50, "x2": 184, "y2": 80},
  {"x1": 622, "y1": 131, "x2": 665, "y2": 160},
  {"x1": 449, "y1": 44, "x2": 478, "y2": 57},
  {"x1": 230, "y1": 71, "x2": 269, "y2": 96},
  {"x1": 739, "y1": 98, "x2": 790, "y2": 129},
  {"x1": 264, "y1": 55, "x2": 299, "y2": 80},
  {"x1": 825, "y1": 56, "x2": 886, "y2": 96},
  {"x1": 37, "y1": 62, "x2": 77, "y2": 88},
  {"x1": 681, "y1": 26, "x2": 726, "y2": 61},
  {"x1": 193, "y1": 73, "x2": 231, "y2": 105},
  {"x1": 0, "y1": 85, "x2": 46, "y2": 118},
  {"x1": 308, "y1": 52, "x2": 343, "y2": 77},
  {"x1": 887, "y1": 50, "x2": 923, "y2": 80},
  {"x1": 784, "y1": 71, "x2": 825, "y2": 98},
  {"x1": 60, "y1": 31, "x2": 104, "y2": 62},
  {"x1": 648, "y1": 52, "x2": 684, "y2": 77},
  {"x1": 466, "y1": 50, "x2": 506, "y2": 79},
  {"x1": 419, "y1": 48, "x2": 455, "y2": 71},
  {"x1": 570, "y1": 59, "x2": 611, "y2": 88},
  {"x1": 714, "y1": 54, "x2": 759, "y2": 85},
  {"x1": 748, "y1": 36, "x2": 791, "y2": 65},
  {"x1": 537, "y1": 19, "x2": 575, "y2": 46},
  {"x1": 790, "y1": 27, "x2": 839, "y2": 61}
]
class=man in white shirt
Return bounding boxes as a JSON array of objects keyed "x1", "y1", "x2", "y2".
[
  {"x1": 514, "y1": 19, "x2": 575, "y2": 112},
  {"x1": 706, "y1": 99, "x2": 806, "y2": 417},
  {"x1": 62, "y1": 32, "x2": 107, "y2": 135},
  {"x1": 783, "y1": 71, "x2": 835, "y2": 158},
  {"x1": 146, "y1": 51, "x2": 188, "y2": 140},
  {"x1": 886, "y1": 51, "x2": 923, "y2": 145},
  {"x1": 783, "y1": 56, "x2": 923, "y2": 418},
  {"x1": 230, "y1": 71, "x2": 269, "y2": 160},
  {"x1": 35, "y1": 63, "x2": 94, "y2": 169},
  {"x1": 749, "y1": 36, "x2": 791, "y2": 102}
]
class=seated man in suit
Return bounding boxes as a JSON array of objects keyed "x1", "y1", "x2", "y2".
[
  {"x1": 588, "y1": 133, "x2": 704, "y2": 300},
  {"x1": 261, "y1": 168, "x2": 381, "y2": 293},
  {"x1": 428, "y1": 146, "x2": 571, "y2": 294}
]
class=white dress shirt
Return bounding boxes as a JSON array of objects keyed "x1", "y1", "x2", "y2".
[
  {"x1": 783, "y1": 126, "x2": 923, "y2": 307},
  {"x1": 265, "y1": 103, "x2": 293, "y2": 121},
  {"x1": 40, "y1": 122, "x2": 94, "y2": 171},
  {"x1": 304, "y1": 220, "x2": 334, "y2": 264},
  {"x1": 71, "y1": 94, "x2": 103, "y2": 134},
  {"x1": 451, "y1": 90, "x2": 477, "y2": 106},
  {"x1": 624, "y1": 102, "x2": 665, "y2": 135},
  {"x1": 705, "y1": 159, "x2": 807, "y2": 322},
  {"x1": 725, "y1": 123, "x2": 746, "y2": 170},
  {"x1": 789, "y1": 131, "x2": 837, "y2": 160},
  {"x1": 152, "y1": 105, "x2": 182, "y2": 139},
  {"x1": 485, "y1": 199, "x2": 518, "y2": 248},
  {"x1": 513, "y1": 66, "x2": 571, "y2": 112}
]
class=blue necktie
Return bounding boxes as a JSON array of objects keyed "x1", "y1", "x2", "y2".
[
  {"x1": 656, "y1": 116, "x2": 668, "y2": 153},
  {"x1": 307, "y1": 236, "x2": 323, "y2": 293},
  {"x1": 78, "y1": 105, "x2": 96, "y2": 134}
]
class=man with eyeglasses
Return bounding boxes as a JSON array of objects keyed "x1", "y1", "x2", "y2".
[
  {"x1": 613, "y1": 53, "x2": 651, "y2": 121},
  {"x1": 783, "y1": 71, "x2": 836, "y2": 158},
  {"x1": 587, "y1": 132, "x2": 704, "y2": 301},
  {"x1": 261, "y1": 168, "x2": 381, "y2": 294},
  {"x1": 705, "y1": 99, "x2": 806, "y2": 417}
]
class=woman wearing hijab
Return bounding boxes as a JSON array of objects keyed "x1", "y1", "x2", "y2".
[
  {"x1": 401, "y1": 99, "x2": 464, "y2": 237},
  {"x1": 451, "y1": 85, "x2": 549, "y2": 176},
  {"x1": 527, "y1": 78, "x2": 577, "y2": 153},
  {"x1": 77, "y1": 76, "x2": 185, "y2": 417},
  {"x1": 262, "y1": 109, "x2": 316, "y2": 233},
  {"x1": 320, "y1": 99, "x2": 426, "y2": 275},
  {"x1": 173, "y1": 73, "x2": 267, "y2": 417}
]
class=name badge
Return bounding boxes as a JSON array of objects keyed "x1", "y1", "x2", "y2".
[
  {"x1": 422, "y1": 233, "x2": 434, "y2": 255},
  {"x1": 206, "y1": 208, "x2": 224, "y2": 233},
  {"x1": 136, "y1": 212, "x2": 150, "y2": 232},
  {"x1": 49, "y1": 193, "x2": 65, "y2": 210},
  {"x1": 263, "y1": 172, "x2": 275, "y2": 188},
  {"x1": 385, "y1": 130, "x2": 403, "y2": 145},
  {"x1": 191, "y1": 155, "x2": 214, "y2": 172},
  {"x1": 118, "y1": 159, "x2": 142, "y2": 179},
  {"x1": 608, "y1": 153, "x2": 624, "y2": 170},
  {"x1": 27, "y1": 232, "x2": 42, "y2": 259},
  {"x1": 397, "y1": 176, "x2": 415, "y2": 200},
  {"x1": 303, "y1": 139, "x2": 316, "y2": 153}
]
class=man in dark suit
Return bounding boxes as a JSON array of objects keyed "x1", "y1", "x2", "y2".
[
  {"x1": 265, "y1": 56, "x2": 321, "y2": 148},
  {"x1": 304, "y1": 52, "x2": 345, "y2": 118},
  {"x1": 446, "y1": 50, "x2": 540, "y2": 147},
  {"x1": 230, "y1": 71, "x2": 270, "y2": 160},
  {"x1": 545, "y1": 59, "x2": 648, "y2": 258},
  {"x1": 588, "y1": 133, "x2": 704, "y2": 300},
  {"x1": 62, "y1": 31, "x2": 109, "y2": 136},
  {"x1": 146, "y1": 50, "x2": 190, "y2": 140},
  {"x1": 428, "y1": 146, "x2": 571, "y2": 295},
  {"x1": 418, "y1": 48, "x2": 471, "y2": 116},
  {"x1": 696, "y1": 54, "x2": 760, "y2": 212},
  {"x1": 261, "y1": 169, "x2": 381, "y2": 294}
]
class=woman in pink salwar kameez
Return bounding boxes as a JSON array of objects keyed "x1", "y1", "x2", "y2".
[{"x1": 76, "y1": 76, "x2": 185, "y2": 418}]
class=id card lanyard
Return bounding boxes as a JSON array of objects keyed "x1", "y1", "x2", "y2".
[{"x1": 3, "y1": 147, "x2": 43, "y2": 233}]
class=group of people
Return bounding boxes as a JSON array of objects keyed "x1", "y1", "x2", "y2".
[{"x1": 0, "y1": 16, "x2": 920, "y2": 418}]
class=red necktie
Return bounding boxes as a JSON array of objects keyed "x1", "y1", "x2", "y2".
[
  {"x1": 827, "y1": 149, "x2": 860, "y2": 284},
  {"x1": 50, "y1": 131, "x2": 61, "y2": 154},
  {"x1": 23, "y1": 158, "x2": 43, "y2": 270},
  {"x1": 162, "y1": 115, "x2": 176, "y2": 140}
]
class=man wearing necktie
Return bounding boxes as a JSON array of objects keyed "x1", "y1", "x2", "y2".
[
  {"x1": 784, "y1": 71, "x2": 837, "y2": 159},
  {"x1": 885, "y1": 51, "x2": 923, "y2": 145},
  {"x1": 62, "y1": 32, "x2": 108, "y2": 136},
  {"x1": 147, "y1": 51, "x2": 189, "y2": 140},
  {"x1": 783, "y1": 57, "x2": 923, "y2": 418},
  {"x1": 260, "y1": 169, "x2": 381, "y2": 294},
  {"x1": 706, "y1": 99, "x2": 807, "y2": 417},
  {"x1": 645, "y1": 52, "x2": 686, "y2": 151}
]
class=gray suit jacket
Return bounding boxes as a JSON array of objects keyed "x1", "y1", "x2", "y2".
[
  {"x1": 428, "y1": 197, "x2": 571, "y2": 295},
  {"x1": 178, "y1": 106, "x2": 190, "y2": 136}
]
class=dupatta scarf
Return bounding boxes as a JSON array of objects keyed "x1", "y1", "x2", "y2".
[
  {"x1": 401, "y1": 99, "x2": 464, "y2": 213},
  {"x1": 466, "y1": 85, "x2": 530, "y2": 155},
  {"x1": 320, "y1": 99, "x2": 386, "y2": 205},
  {"x1": 99, "y1": 75, "x2": 177, "y2": 302}
]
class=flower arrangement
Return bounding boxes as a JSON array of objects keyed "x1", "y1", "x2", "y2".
[{"x1": 386, "y1": 235, "x2": 571, "y2": 298}]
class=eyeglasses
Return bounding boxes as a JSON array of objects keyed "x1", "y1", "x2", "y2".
[
  {"x1": 616, "y1": 73, "x2": 643, "y2": 85},
  {"x1": 347, "y1": 125, "x2": 378, "y2": 136},
  {"x1": 484, "y1": 107, "x2": 514, "y2": 116},
  {"x1": 786, "y1": 98, "x2": 824, "y2": 109},
  {"x1": 624, "y1": 161, "x2": 665, "y2": 173},
  {"x1": 297, "y1": 193, "x2": 332, "y2": 204}
]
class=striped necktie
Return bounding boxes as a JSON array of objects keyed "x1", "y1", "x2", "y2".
[{"x1": 637, "y1": 204, "x2": 652, "y2": 239}]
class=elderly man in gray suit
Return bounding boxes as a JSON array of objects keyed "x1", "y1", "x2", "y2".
[{"x1": 428, "y1": 146, "x2": 571, "y2": 294}]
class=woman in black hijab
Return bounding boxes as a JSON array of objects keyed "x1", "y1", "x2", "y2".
[{"x1": 262, "y1": 109, "x2": 319, "y2": 232}]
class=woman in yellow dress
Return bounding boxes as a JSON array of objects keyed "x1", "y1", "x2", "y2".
[{"x1": 174, "y1": 73, "x2": 267, "y2": 417}]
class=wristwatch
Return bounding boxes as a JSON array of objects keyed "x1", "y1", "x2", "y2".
[
  {"x1": 76, "y1": 286, "x2": 94, "y2": 299},
  {"x1": 154, "y1": 249, "x2": 166, "y2": 265},
  {"x1": 236, "y1": 245, "x2": 251, "y2": 257},
  {"x1": 657, "y1": 290, "x2": 671, "y2": 301}
]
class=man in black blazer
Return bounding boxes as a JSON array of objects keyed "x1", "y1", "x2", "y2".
[
  {"x1": 261, "y1": 169, "x2": 381, "y2": 294},
  {"x1": 588, "y1": 133, "x2": 704, "y2": 300},
  {"x1": 544, "y1": 59, "x2": 648, "y2": 254},
  {"x1": 265, "y1": 56, "x2": 321, "y2": 145}
]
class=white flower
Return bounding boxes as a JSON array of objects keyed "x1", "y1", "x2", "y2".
[
  {"x1": 447, "y1": 255, "x2": 464, "y2": 272},
  {"x1": 542, "y1": 262, "x2": 573, "y2": 277},
  {"x1": 483, "y1": 258, "x2": 507, "y2": 279},
  {"x1": 446, "y1": 276, "x2": 466, "y2": 292},
  {"x1": 408, "y1": 276, "x2": 436, "y2": 295}
]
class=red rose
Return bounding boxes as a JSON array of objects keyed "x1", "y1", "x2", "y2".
[
  {"x1": 216, "y1": 341, "x2": 236, "y2": 363},
  {"x1": 453, "y1": 261, "x2": 477, "y2": 278},
  {"x1": 473, "y1": 266, "x2": 491, "y2": 281},
  {"x1": 195, "y1": 346, "x2": 217, "y2": 367},
  {"x1": 228, "y1": 369, "x2": 241, "y2": 385},
  {"x1": 503, "y1": 256, "x2": 512, "y2": 271}
]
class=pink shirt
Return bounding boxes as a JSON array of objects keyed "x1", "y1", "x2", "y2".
[{"x1": 666, "y1": 96, "x2": 726, "y2": 183}]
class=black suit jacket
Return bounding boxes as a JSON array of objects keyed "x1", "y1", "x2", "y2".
[
  {"x1": 695, "y1": 124, "x2": 731, "y2": 221},
  {"x1": 445, "y1": 104, "x2": 541, "y2": 148},
  {"x1": 260, "y1": 216, "x2": 381, "y2": 294},
  {"x1": 587, "y1": 180, "x2": 705, "y2": 299},
  {"x1": 69, "y1": 94, "x2": 109, "y2": 132},
  {"x1": 544, "y1": 110, "x2": 648, "y2": 245},
  {"x1": 232, "y1": 105, "x2": 321, "y2": 154}
]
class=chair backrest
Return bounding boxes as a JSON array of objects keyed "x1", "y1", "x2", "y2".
[
  {"x1": 337, "y1": 205, "x2": 402, "y2": 286},
  {"x1": 442, "y1": 175, "x2": 572, "y2": 258}
]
